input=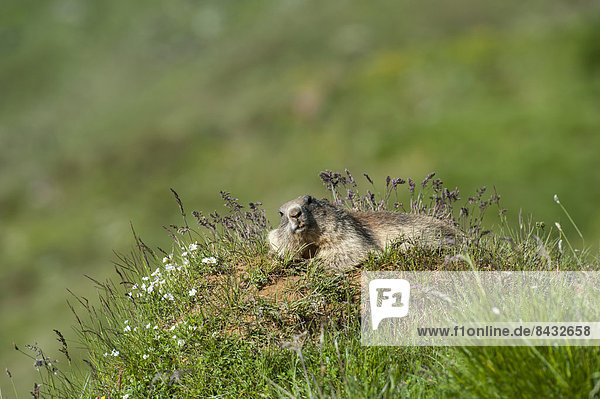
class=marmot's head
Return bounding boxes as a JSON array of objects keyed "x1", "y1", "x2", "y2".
[{"x1": 268, "y1": 195, "x2": 322, "y2": 258}]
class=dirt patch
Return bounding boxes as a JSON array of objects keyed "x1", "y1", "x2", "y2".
[{"x1": 257, "y1": 275, "x2": 303, "y2": 302}]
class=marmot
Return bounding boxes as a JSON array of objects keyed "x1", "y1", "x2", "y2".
[{"x1": 268, "y1": 195, "x2": 460, "y2": 271}]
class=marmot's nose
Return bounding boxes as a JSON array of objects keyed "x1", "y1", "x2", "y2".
[{"x1": 288, "y1": 206, "x2": 302, "y2": 219}]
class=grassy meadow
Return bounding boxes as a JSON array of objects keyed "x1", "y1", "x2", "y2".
[
  {"x1": 11, "y1": 175, "x2": 600, "y2": 398},
  {"x1": 2, "y1": 0, "x2": 600, "y2": 396}
]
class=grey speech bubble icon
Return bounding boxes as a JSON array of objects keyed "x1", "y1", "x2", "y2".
[{"x1": 369, "y1": 279, "x2": 410, "y2": 330}]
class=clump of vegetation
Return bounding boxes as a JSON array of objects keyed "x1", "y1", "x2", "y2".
[
  {"x1": 10, "y1": 170, "x2": 599, "y2": 398},
  {"x1": 318, "y1": 169, "x2": 501, "y2": 246}
]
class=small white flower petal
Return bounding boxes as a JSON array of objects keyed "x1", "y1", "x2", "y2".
[
  {"x1": 165, "y1": 264, "x2": 176, "y2": 272},
  {"x1": 163, "y1": 293, "x2": 174, "y2": 301}
]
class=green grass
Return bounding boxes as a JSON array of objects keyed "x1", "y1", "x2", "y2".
[
  {"x1": 440, "y1": 346, "x2": 600, "y2": 399},
  {"x1": 8, "y1": 173, "x2": 599, "y2": 398}
]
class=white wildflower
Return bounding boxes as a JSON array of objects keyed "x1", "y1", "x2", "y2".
[
  {"x1": 182, "y1": 251, "x2": 188, "y2": 257},
  {"x1": 177, "y1": 339, "x2": 185, "y2": 346},
  {"x1": 188, "y1": 288, "x2": 197, "y2": 297},
  {"x1": 554, "y1": 194, "x2": 560, "y2": 204},
  {"x1": 124, "y1": 325, "x2": 131, "y2": 332},
  {"x1": 103, "y1": 352, "x2": 108, "y2": 357},
  {"x1": 142, "y1": 276, "x2": 150, "y2": 281},
  {"x1": 151, "y1": 268, "x2": 161, "y2": 277},
  {"x1": 491, "y1": 307, "x2": 500, "y2": 315},
  {"x1": 182, "y1": 258, "x2": 189, "y2": 266},
  {"x1": 153, "y1": 325, "x2": 159, "y2": 330},
  {"x1": 202, "y1": 257, "x2": 217, "y2": 264},
  {"x1": 169, "y1": 325, "x2": 177, "y2": 331},
  {"x1": 142, "y1": 354, "x2": 149, "y2": 360},
  {"x1": 146, "y1": 323, "x2": 151, "y2": 329},
  {"x1": 189, "y1": 243, "x2": 198, "y2": 251},
  {"x1": 123, "y1": 394, "x2": 130, "y2": 399},
  {"x1": 111, "y1": 349, "x2": 119, "y2": 357},
  {"x1": 163, "y1": 293, "x2": 174, "y2": 301},
  {"x1": 165, "y1": 263, "x2": 176, "y2": 272}
]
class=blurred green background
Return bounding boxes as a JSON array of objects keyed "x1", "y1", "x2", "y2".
[{"x1": 2, "y1": 0, "x2": 600, "y2": 394}]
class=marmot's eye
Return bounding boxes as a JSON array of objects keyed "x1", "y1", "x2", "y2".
[{"x1": 279, "y1": 211, "x2": 284, "y2": 217}]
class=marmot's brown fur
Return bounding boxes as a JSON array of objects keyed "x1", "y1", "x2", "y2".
[{"x1": 268, "y1": 195, "x2": 460, "y2": 271}]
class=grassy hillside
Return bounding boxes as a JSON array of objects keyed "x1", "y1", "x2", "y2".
[
  {"x1": 13, "y1": 174, "x2": 600, "y2": 398},
  {"x1": 2, "y1": 0, "x2": 600, "y2": 395}
]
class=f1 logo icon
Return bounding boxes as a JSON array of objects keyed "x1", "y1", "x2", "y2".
[{"x1": 369, "y1": 279, "x2": 410, "y2": 330}]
